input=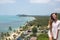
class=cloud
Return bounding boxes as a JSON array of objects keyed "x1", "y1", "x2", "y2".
[
  {"x1": 49, "y1": 0, "x2": 60, "y2": 6},
  {"x1": 0, "y1": 0, "x2": 16, "y2": 4},
  {"x1": 54, "y1": 8, "x2": 60, "y2": 13},
  {"x1": 55, "y1": 0, "x2": 60, "y2": 2},
  {"x1": 30, "y1": 0, "x2": 51, "y2": 4}
]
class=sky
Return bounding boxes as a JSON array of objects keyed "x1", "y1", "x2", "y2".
[{"x1": 0, "y1": 0, "x2": 60, "y2": 15}]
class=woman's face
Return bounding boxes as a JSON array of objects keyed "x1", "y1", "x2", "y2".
[{"x1": 52, "y1": 14, "x2": 57, "y2": 20}]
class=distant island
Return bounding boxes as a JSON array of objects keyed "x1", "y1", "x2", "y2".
[{"x1": 16, "y1": 14, "x2": 49, "y2": 17}]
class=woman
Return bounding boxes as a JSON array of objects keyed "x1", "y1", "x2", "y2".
[{"x1": 48, "y1": 13, "x2": 60, "y2": 40}]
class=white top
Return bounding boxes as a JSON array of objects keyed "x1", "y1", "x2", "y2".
[{"x1": 48, "y1": 20, "x2": 60, "y2": 39}]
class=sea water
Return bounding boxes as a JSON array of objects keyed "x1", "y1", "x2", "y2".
[{"x1": 0, "y1": 15, "x2": 35, "y2": 32}]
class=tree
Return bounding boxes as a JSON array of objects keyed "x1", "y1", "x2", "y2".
[
  {"x1": 1, "y1": 32, "x2": 4, "y2": 40},
  {"x1": 23, "y1": 26, "x2": 28, "y2": 31},
  {"x1": 13, "y1": 29, "x2": 16, "y2": 33},
  {"x1": 6, "y1": 32, "x2": 10, "y2": 37},
  {"x1": 8, "y1": 26, "x2": 12, "y2": 31},
  {"x1": 32, "y1": 27, "x2": 37, "y2": 36}
]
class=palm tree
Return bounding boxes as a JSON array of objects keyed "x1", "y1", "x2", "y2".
[
  {"x1": 6, "y1": 32, "x2": 10, "y2": 37},
  {"x1": 8, "y1": 26, "x2": 12, "y2": 31},
  {"x1": 1, "y1": 32, "x2": 4, "y2": 40}
]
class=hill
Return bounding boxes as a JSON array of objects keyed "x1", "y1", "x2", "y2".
[{"x1": 27, "y1": 13, "x2": 60, "y2": 27}]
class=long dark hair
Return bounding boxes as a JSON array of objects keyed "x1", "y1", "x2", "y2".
[{"x1": 48, "y1": 13, "x2": 58, "y2": 32}]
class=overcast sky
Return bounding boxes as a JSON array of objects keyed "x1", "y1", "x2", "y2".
[{"x1": 0, "y1": 0, "x2": 60, "y2": 15}]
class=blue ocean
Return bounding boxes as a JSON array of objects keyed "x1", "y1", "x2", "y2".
[{"x1": 0, "y1": 15, "x2": 34, "y2": 32}]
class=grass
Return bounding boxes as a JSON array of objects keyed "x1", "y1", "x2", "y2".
[{"x1": 37, "y1": 33, "x2": 48, "y2": 40}]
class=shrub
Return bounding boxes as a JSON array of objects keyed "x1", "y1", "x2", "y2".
[{"x1": 37, "y1": 33, "x2": 48, "y2": 40}]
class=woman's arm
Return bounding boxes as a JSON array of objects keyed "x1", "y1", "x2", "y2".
[
  {"x1": 47, "y1": 25, "x2": 53, "y2": 37},
  {"x1": 56, "y1": 30, "x2": 59, "y2": 40},
  {"x1": 56, "y1": 23, "x2": 60, "y2": 40},
  {"x1": 58, "y1": 23, "x2": 60, "y2": 30}
]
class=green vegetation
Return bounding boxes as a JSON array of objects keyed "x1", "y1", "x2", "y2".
[
  {"x1": 32, "y1": 27, "x2": 37, "y2": 34},
  {"x1": 22, "y1": 26, "x2": 28, "y2": 31},
  {"x1": 32, "y1": 27, "x2": 37, "y2": 36},
  {"x1": 1, "y1": 32, "x2": 4, "y2": 40},
  {"x1": 8, "y1": 26, "x2": 12, "y2": 31},
  {"x1": 26, "y1": 13, "x2": 60, "y2": 40},
  {"x1": 0, "y1": 13, "x2": 60, "y2": 40},
  {"x1": 27, "y1": 16, "x2": 49, "y2": 27},
  {"x1": 37, "y1": 33, "x2": 48, "y2": 40},
  {"x1": 6, "y1": 32, "x2": 10, "y2": 37},
  {"x1": 58, "y1": 13, "x2": 60, "y2": 19},
  {"x1": 28, "y1": 13, "x2": 60, "y2": 27}
]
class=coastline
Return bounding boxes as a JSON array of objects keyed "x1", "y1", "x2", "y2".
[
  {"x1": 0, "y1": 16, "x2": 35, "y2": 33},
  {"x1": 0, "y1": 16, "x2": 36, "y2": 40},
  {"x1": 0, "y1": 15, "x2": 54, "y2": 40}
]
